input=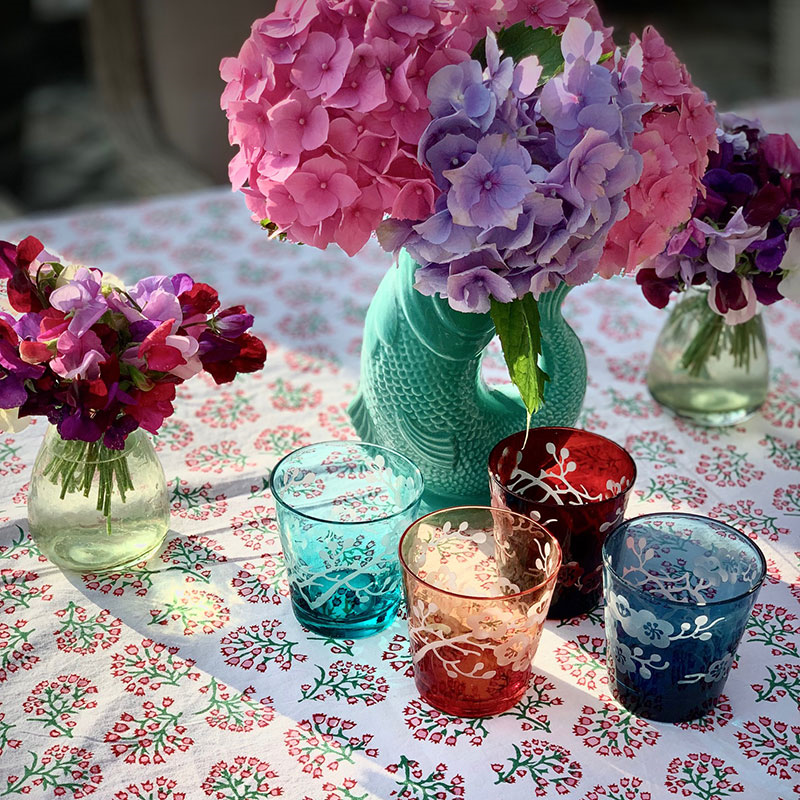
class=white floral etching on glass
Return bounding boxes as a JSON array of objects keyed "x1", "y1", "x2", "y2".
[
  {"x1": 607, "y1": 590, "x2": 727, "y2": 684},
  {"x1": 619, "y1": 533, "x2": 760, "y2": 605},
  {"x1": 289, "y1": 526, "x2": 399, "y2": 611},
  {"x1": 504, "y1": 442, "x2": 630, "y2": 504},
  {"x1": 408, "y1": 596, "x2": 550, "y2": 681},
  {"x1": 405, "y1": 517, "x2": 559, "y2": 681}
]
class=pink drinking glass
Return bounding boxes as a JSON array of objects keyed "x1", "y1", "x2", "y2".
[
  {"x1": 398, "y1": 506, "x2": 561, "y2": 717},
  {"x1": 489, "y1": 427, "x2": 636, "y2": 619}
]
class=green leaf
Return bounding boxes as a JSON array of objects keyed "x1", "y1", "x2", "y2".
[
  {"x1": 473, "y1": 24, "x2": 564, "y2": 82},
  {"x1": 490, "y1": 295, "x2": 549, "y2": 420},
  {"x1": 259, "y1": 218, "x2": 290, "y2": 242}
]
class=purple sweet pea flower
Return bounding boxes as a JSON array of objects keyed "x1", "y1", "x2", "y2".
[
  {"x1": 747, "y1": 233, "x2": 787, "y2": 272},
  {"x1": 13, "y1": 312, "x2": 42, "y2": 341},
  {"x1": 122, "y1": 276, "x2": 183, "y2": 324},
  {"x1": 0, "y1": 372, "x2": 27, "y2": 409},
  {"x1": 694, "y1": 209, "x2": 768, "y2": 273},
  {"x1": 48, "y1": 267, "x2": 108, "y2": 338},
  {"x1": 215, "y1": 310, "x2": 255, "y2": 338},
  {"x1": 57, "y1": 409, "x2": 102, "y2": 443},
  {"x1": 170, "y1": 273, "x2": 194, "y2": 295},
  {"x1": 445, "y1": 249, "x2": 516, "y2": 313},
  {"x1": 103, "y1": 414, "x2": 139, "y2": 450}
]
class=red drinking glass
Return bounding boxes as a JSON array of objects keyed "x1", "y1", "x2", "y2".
[
  {"x1": 398, "y1": 506, "x2": 561, "y2": 717},
  {"x1": 489, "y1": 427, "x2": 636, "y2": 620}
]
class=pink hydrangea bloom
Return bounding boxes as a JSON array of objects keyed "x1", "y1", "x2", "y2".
[
  {"x1": 221, "y1": 0, "x2": 613, "y2": 253},
  {"x1": 600, "y1": 26, "x2": 718, "y2": 276}
]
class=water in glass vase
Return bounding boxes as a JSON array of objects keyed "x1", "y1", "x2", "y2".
[
  {"x1": 646, "y1": 291, "x2": 769, "y2": 427},
  {"x1": 28, "y1": 426, "x2": 170, "y2": 573}
]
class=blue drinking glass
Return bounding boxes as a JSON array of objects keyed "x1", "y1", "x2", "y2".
[
  {"x1": 602, "y1": 512, "x2": 766, "y2": 722},
  {"x1": 270, "y1": 441, "x2": 424, "y2": 638}
]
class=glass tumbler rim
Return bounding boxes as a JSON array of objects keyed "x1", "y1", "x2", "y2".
[
  {"x1": 398, "y1": 504, "x2": 563, "y2": 603},
  {"x1": 269, "y1": 439, "x2": 425, "y2": 525},
  {"x1": 602, "y1": 511, "x2": 767, "y2": 608},
  {"x1": 488, "y1": 426, "x2": 637, "y2": 508}
]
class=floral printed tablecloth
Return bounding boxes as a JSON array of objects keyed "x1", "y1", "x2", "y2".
[{"x1": 0, "y1": 188, "x2": 798, "y2": 800}]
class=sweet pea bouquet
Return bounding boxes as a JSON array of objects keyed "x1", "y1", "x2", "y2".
[
  {"x1": 0, "y1": 236, "x2": 266, "y2": 517},
  {"x1": 637, "y1": 114, "x2": 800, "y2": 374},
  {"x1": 221, "y1": 0, "x2": 715, "y2": 415}
]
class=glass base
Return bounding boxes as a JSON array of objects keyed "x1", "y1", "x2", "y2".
[
  {"x1": 39, "y1": 522, "x2": 169, "y2": 574},
  {"x1": 290, "y1": 596, "x2": 400, "y2": 639},
  {"x1": 648, "y1": 383, "x2": 764, "y2": 428},
  {"x1": 417, "y1": 678, "x2": 528, "y2": 718},
  {"x1": 611, "y1": 676, "x2": 720, "y2": 723}
]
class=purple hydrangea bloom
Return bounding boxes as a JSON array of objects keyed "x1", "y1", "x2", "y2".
[
  {"x1": 444, "y1": 248, "x2": 516, "y2": 313},
  {"x1": 427, "y1": 61, "x2": 496, "y2": 132},
  {"x1": 380, "y1": 21, "x2": 647, "y2": 311}
]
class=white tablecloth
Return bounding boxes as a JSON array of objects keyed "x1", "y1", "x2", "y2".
[{"x1": 0, "y1": 188, "x2": 797, "y2": 800}]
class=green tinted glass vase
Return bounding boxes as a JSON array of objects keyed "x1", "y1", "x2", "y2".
[
  {"x1": 646, "y1": 290, "x2": 769, "y2": 427},
  {"x1": 28, "y1": 426, "x2": 170, "y2": 572},
  {"x1": 348, "y1": 250, "x2": 588, "y2": 507}
]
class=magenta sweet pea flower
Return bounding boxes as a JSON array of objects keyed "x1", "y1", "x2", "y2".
[{"x1": 51, "y1": 330, "x2": 109, "y2": 381}]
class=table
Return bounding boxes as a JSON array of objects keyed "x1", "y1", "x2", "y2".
[{"x1": 0, "y1": 187, "x2": 797, "y2": 800}]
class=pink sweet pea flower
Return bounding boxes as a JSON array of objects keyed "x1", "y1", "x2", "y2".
[
  {"x1": 267, "y1": 95, "x2": 329, "y2": 154},
  {"x1": 51, "y1": 330, "x2": 109, "y2": 380},
  {"x1": 762, "y1": 132, "x2": 800, "y2": 176},
  {"x1": 285, "y1": 154, "x2": 360, "y2": 226},
  {"x1": 291, "y1": 31, "x2": 354, "y2": 99},
  {"x1": 134, "y1": 319, "x2": 202, "y2": 379}
]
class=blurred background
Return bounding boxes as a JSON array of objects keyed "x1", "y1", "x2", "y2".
[{"x1": 0, "y1": 0, "x2": 796, "y2": 220}]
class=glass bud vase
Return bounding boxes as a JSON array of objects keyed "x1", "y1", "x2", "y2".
[
  {"x1": 646, "y1": 290, "x2": 769, "y2": 426},
  {"x1": 28, "y1": 426, "x2": 170, "y2": 572}
]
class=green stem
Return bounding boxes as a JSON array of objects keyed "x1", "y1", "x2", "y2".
[
  {"x1": 677, "y1": 294, "x2": 765, "y2": 377},
  {"x1": 44, "y1": 437, "x2": 132, "y2": 535}
]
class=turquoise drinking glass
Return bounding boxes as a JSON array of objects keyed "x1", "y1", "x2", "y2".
[{"x1": 270, "y1": 441, "x2": 424, "y2": 638}]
